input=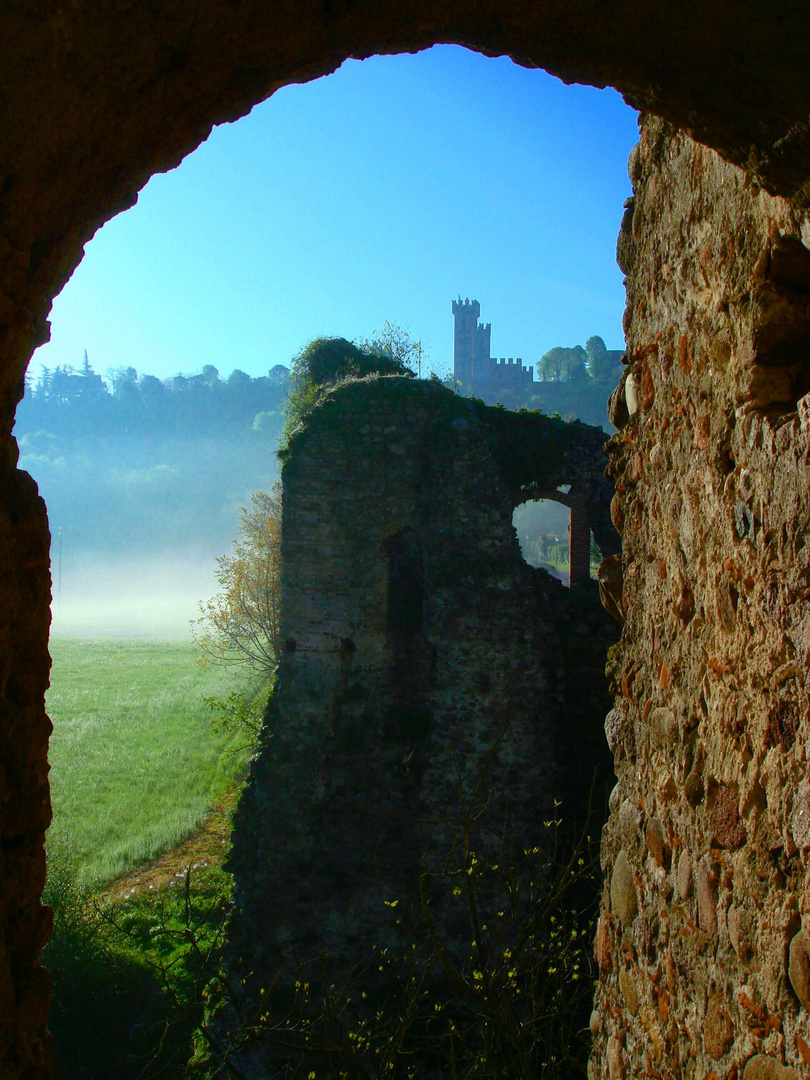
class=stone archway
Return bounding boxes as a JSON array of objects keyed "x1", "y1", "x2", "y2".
[
  {"x1": 515, "y1": 489, "x2": 596, "y2": 587},
  {"x1": 3, "y1": 4, "x2": 810, "y2": 1077}
]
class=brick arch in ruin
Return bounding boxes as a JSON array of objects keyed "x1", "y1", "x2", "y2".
[
  {"x1": 515, "y1": 488, "x2": 603, "y2": 587},
  {"x1": 3, "y1": 3, "x2": 810, "y2": 1077},
  {"x1": 476, "y1": 405, "x2": 619, "y2": 585}
]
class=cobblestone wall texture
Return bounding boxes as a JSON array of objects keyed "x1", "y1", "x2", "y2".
[
  {"x1": 591, "y1": 116, "x2": 810, "y2": 1080},
  {"x1": 229, "y1": 377, "x2": 618, "y2": 980}
]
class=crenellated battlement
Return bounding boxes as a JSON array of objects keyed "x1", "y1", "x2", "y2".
[
  {"x1": 492, "y1": 357, "x2": 533, "y2": 381},
  {"x1": 452, "y1": 299, "x2": 533, "y2": 389},
  {"x1": 452, "y1": 296, "x2": 481, "y2": 318}
]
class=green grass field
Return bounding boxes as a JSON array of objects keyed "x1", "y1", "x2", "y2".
[
  {"x1": 46, "y1": 637, "x2": 258, "y2": 887},
  {"x1": 44, "y1": 636, "x2": 262, "y2": 1079}
]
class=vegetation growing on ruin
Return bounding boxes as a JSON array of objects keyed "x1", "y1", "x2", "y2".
[
  {"x1": 471, "y1": 400, "x2": 606, "y2": 496},
  {"x1": 148, "y1": 773, "x2": 599, "y2": 1080},
  {"x1": 280, "y1": 365, "x2": 607, "y2": 508},
  {"x1": 281, "y1": 335, "x2": 416, "y2": 449},
  {"x1": 45, "y1": 766, "x2": 597, "y2": 1080},
  {"x1": 280, "y1": 371, "x2": 471, "y2": 471}
]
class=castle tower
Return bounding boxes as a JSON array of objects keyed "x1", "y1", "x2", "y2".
[{"x1": 452, "y1": 297, "x2": 492, "y2": 386}]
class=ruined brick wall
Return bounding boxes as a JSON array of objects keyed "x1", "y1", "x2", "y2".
[
  {"x1": 0, "y1": 467, "x2": 52, "y2": 1080},
  {"x1": 229, "y1": 377, "x2": 618, "y2": 981},
  {"x1": 591, "y1": 116, "x2": 810, "y2": 1080}
]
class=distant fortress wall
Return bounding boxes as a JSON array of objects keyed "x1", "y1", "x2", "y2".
[
  {"x1": 492, "y1": 357, "x2": 533, "y2": 383},
  {"x1": 452, "y1": 297, "x2": 532, "y2": 389}
]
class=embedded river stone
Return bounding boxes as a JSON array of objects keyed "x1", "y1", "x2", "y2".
[
  {"x1": 695, "y1": 859, "x2": 718, "y2": 935},
  {"x1": 704, "y1": 994, "x2": 734, "y2": 1060},
  {"x1": 743, "y1": 1055, "x2": 799, "y2": 1080},
  {"x1": 789, "y1": 929, "x2": 810, "y2": 1010},
  {"x1": 676, "y1": 848, "x2": 692, "y2": 901},
  {"x1": 644, "y1": 816, "x2": 669, "y2": 868},
  {"x1": 607, "y1": 1035, "x2": 625, "y2": 1080},
  {"x1": 618, "y1": 968, "x2": 639, "y2": 1015},
  {"x1": 710, "y1": 785, "x2": 746, "y2": 850},
  {"x1": 610, "y1": 850, "x2": 638, "y2": 925},
  {"x1": 790, "y1": 783, "x2": 810, "y2": 850}
]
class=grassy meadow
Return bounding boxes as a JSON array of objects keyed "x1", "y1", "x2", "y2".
[
  {"x1": 46, "y1": 637, "x2": 257, "y2": 887},
  {"x1": 44, "y1": 635, "x2": 263, "y2": 1079}
]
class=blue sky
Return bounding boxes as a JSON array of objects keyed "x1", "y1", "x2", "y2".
[{"x1": 31, "y1": 46, "x2": 639, "y2": 384}]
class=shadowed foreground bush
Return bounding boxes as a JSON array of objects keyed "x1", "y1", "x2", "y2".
[
  {"x1": 163, "y1": 793, "x2": 601, "y2": 1080},
  {"x1": 43, "y1": 845, "x2": 197, "y2": 1080}
]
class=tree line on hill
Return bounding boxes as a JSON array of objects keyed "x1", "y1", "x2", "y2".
[
  {"x1": 17, "y1": 326, "x2": 621, "y2": 447},
  {"x1": 13, "y1": 327, "x2": 622, "y2": 562},
  {"x1": 14, "y1": 356, "x2": 290, "y2": 559},
  {"x1": 18, "y1": 353, "x2": 291, "y2": 439},
  {"x1": 463, "y1": 334, "x2": 624, "y2": 428},
  {"x1": 535, "y1": 335, "x2": 623, "y2": 384}
]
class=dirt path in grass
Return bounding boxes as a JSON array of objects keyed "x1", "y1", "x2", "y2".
[{"x1": 104, "y1": 783, "x2": 244, "y2": 902}]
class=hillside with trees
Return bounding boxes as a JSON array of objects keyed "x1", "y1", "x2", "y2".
[
  {"x1": 15, "y1": 331, "x2": 622, "y2": 632},
  {"x1": 466, "y1": 334, "x2": 623, "y2": 430},
  {"x1": 14, "y1": 356, "x2": 290, "y2": 557}
]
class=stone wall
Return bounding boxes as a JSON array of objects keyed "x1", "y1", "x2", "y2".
[
  {"x1": 228, "y1": 377, "x2": 618, "y2": 983},
  {"x1": 0, "y1": 469, "x2": 52, "y2": 1080},
  {"x1": 590, "y1": 116, "x2": 810, "y2": 1080}
]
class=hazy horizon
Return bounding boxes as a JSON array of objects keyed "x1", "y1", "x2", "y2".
[
  {"x1": 50, "y1": 552, "x2": 220, "y2": 640},
  {"x1": 27, "y1": 47, "x2": 633, "y2": 640}
]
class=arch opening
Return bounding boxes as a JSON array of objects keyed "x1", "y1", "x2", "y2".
[
  {"x1": 7, "y1": 39, "x2": 632, "y2": 1080},
  {"x1": 513, "y1": 497, "x2": 570, "y2": 582},
  {"x1": 513, "y1": 494, "x2": 603, "y2": 587}
]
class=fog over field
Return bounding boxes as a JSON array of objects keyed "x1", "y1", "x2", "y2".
[
  {"x1": 13, "y1": 361, "x2": 286, "y2": 639},
  {"x1": 50, "y1": 552, "x2": 220, "y2": 639},
  {"x1": 49, "y1": 501, "x2": 577, "y2": 641}
]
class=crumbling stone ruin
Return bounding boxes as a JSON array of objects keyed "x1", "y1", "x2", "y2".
[
  {"x1": 3, "y1": 3, "x2": 810, "y2": 1078},
  {"x1": 228, "y1": 377, "x2": 618, "y2": 979}
]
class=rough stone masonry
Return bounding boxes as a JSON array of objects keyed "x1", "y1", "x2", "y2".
[
  {"x1": 591, "y1": 117, "x2": 810, "y2": 1080},
  {"x1": 228, "y1": 376, "x2": 618, "y2": 980},
  {"x1": 2, "y1": 3, "x2": 810, "y2": 1077}
]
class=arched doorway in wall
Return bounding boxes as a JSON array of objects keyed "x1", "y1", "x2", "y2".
[
  {"x1": 513, "y1": 495, "x2": 572, "y2": 582},
  {"x1": 5, "y1": 7, "x2": 810, "y2": 1078},
  {"x1": 17, "y1": 45, "x2": 635, "y2": 1077},
  {"x1": 513, "y1": 490, "x2": 604, "y2": 587}
]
